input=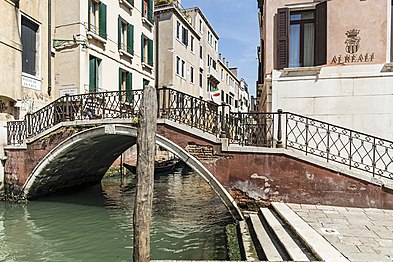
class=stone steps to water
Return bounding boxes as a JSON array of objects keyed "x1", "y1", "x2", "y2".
[
  {"x1": 259, "y1": 208, "x2": 310, "y2": 261},
  {"x1": 271, "y1": 202, "x2": 349, "y2": 262}
]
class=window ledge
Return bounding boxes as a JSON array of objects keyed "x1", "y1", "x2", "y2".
[
  {"x1": 119, "y1": 0, "x2": 133, "y2": 10},
  {"x1": 87, "y1": 31, "x2": 107, "y2": 44},
  {"x1": 119, "y1": 49, "x2": 134, "y2": 59},
  {"x1": 142, "y1": 17, "x2": 154, "y2": 28},
  {"x1": 142, "y1": 61, "x2": 154, "y2": 71},
  {"x1": 282, "y1": 66, "x2": 321, "y2": 76}
]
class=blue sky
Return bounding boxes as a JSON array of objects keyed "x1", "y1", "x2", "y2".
[{"x1": 182, "y1": 0, "x2": 259, "y2": 96}]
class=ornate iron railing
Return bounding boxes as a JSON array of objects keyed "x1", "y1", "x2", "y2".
[
  {"x1": 157, "y1": 88, "x2": 220, "y2": 135},
  {"x1": 6, "y1": 88, "x2": 393, "y2": 181},
  {"x1": 286, "y1": 112, "x2": 393, "y2": 180},
  {"x1": 7, "y1": 90, "x2": 143, "y2": 145},
  {"x1": 226, "y1": 112, "x2": 277, "y2": 147}
]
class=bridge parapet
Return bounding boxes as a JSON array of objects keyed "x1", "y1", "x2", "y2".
[{"x1": 6, "y1": 88, "x2": 393, "y2": 183}]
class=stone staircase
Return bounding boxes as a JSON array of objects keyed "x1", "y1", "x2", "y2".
[{"x1": 238, "y1": 203, "x2": 350, "y2": 262}]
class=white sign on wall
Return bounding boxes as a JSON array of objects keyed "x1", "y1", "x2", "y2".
[
  {"x1": 22, "y1": 74, "x2": 41, "y2": 91},
  {"x1": 59, "y1": 88, "x2": 78, "y2": 97}
]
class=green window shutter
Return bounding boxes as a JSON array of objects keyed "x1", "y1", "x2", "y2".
[
  {"x1": 99, "y1": 2, "x2": 107, "y2": 39},
  {"x1": 119, "y1": 68, "x2": 123, "y2": 92},
  {"x1": 127, "y1": 24, "x2": 134, "y2": 55},
  {"x1": 127, "y1": 0, "x2": 134, "y2": 7},
  {"x1": 88, "y1": 0, "x2": 91, "y2": 31},
  {"x1": 141, "y1": 0, "x2": 144, "y2": 17},
  {"x1": 148, "y1": 38, "x2": 153, "y2": 66},
  {"x1": 118, "y1": 16, "x2": 122, "y2": 50},
  {"x1": 141, "y1": 34, "x2": 145, "y2": 63},
  {"x1": 126, "y1": 72, "x2": 133, "y2": 102},
  {"x1": 89, "y1": 57, "x2": 97, "y2": 93},
  {"x1": 148, "y1": 0, "x2": 153, "y2": 23}
]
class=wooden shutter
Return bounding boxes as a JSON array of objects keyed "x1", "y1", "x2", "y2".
[
  {"x1": 21, "y1": 18, "x2": 38, "y2": 75},
  {"x1": 315, "y1": 1, "x2": 327, "y2": 66},
  {"x1": 89, "y1": 57, "x2": 96, "y2": 93},
  {"x1": 148, "y1": 0, "x2": 153, "y2": 22},
  {"x1": 276, "y1": 8, "x2": 289, "y2": 69},
  {"x1": 126, "y1": 72, "x2": 133, "y2": 102},
  {"x1": 127, "y1": 24, "x2": 134, "y2": 55},
  {"x1": 141, "y1": 34, "x2": 145, "y2": 63},
  {"x1": 99, "y1": 2, "x2": 107, "y2": 39},
  {"x1": 88, "y1": 0, "x2": 91, "y2": 31},
  {"x1": 118, "y1": 16, "x2": 122, "y2": 50},
  {"x1": 148, "y1": 39, "x2": 153, "y2": 66},
  {"x1": 119, "y1": 68, "x2": 123, "y2": 92}
]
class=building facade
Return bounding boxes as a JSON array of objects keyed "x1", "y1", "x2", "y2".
[
  {"x1": 257, "y1": 0, "x2": 393, "y2": 139},
  {"x1": 54, "y1": 0, "x2": 154, "y2": 97},
  {"x1": 155, "y1": 0, "x2": 249, "y2": 111},
  {"x1": 0, "y1": 0, "x2": 55, "y2": 120}
]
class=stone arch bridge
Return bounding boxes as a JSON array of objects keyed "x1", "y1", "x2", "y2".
[{"x1": 4, "y1": 88, "x2": 393, "y2": 218}]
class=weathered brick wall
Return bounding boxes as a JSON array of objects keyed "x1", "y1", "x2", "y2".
[{"x1": 4, "y1": 128, "x2": 78, "y2": 188}]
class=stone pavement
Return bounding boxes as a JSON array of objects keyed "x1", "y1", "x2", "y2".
[{"x1": 287, "y1": 203, "x2": 393, "y2": 262}]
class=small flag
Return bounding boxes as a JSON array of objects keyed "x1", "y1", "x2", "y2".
[{"x1": 210, "y1": 87, "x2": 220, "y2": 97}]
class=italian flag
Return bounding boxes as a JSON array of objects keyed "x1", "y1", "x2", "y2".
[{"x1": 211, "y1": 87, "x2": 220, "y2": 97}]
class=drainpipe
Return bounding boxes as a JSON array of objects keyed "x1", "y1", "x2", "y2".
[
  {"x1": 47, "y1": 0, "x2": 52, "y2": 96},
  {"x1": 155, "y1": 13, "x2": 159, "y2": 89}
]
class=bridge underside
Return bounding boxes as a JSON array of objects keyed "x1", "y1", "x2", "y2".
[{"x1": 25, "y1": 132, "x2": 136, "y2": 199}]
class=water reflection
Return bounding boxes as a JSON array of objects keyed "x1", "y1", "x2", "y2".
[{"x1": 0, "y1": 171, "x2": 233, "y2": 261}]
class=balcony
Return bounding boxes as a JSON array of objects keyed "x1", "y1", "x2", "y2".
[{"x1": 207, "y1": 66, "x2": 220, "y2": 85}]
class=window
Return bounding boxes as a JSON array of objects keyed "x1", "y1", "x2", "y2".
[
  {"x1": 176, "y1": 21, "x2": 180, "y2": 39},
  {"x1": 214, "y1": 40, "x2": 217, "y2": 51},
  {"x1": 190, "y1": 36, "x2": 194, "y2": 53},
  {"x1": 221, "y1": 90, "x2": 224, "y2": 102},
  {"x1": 199, "y1": 69, "x2": 203, "y2": 88},
  {"x1": 199, "y1": 19, "x2": 203, "y2": 33},
  {"x1": 199, "y1": 46, "x2": 203, "y2": 59},
  {"x1": 142, "y1": 0, "x2": 153, "y2": 23},
  {"x1": 190, "y1": 66, "x2": 195, "y2": 83},
  {"x1": 143, "y1": 78, "x2": 150, "y2": 88},
  {"x1": 141, "y1": 34, "x2": 153, "y2": 66},
  {"x1": 221, "y1": 69, "x2": 224, "y2": 80},
  {"x1": 275, "y1": 2, "x2": 326, "y2": 69},
  {"x1": 181, "y1": 26, "x2": 188, "y2": 46},
  {"x1": 88, "y1": 0, "x2": 107, "y2": 39},
  {"x1": 176, "y1": 56, "x2": 180, "y2": 75},
  {"x1": 118, "y1": 17, "x2": 134, "y2": 54},
  {"x1": 89, "y1": 56, "x2": 101, "y2": 93},
  {"x1": 181, "y1": 60, "x2": 185, "y2": 78},
  {"x1": 21, "y1": 16, "x2": 39, "y2": 76},
  {"x1": 119, "y1": 68, "x2": 132, "y2": 102}
]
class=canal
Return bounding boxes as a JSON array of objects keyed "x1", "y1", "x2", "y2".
[{"x1": 0, "y1": 170, "x2": 234, "y2": 261}]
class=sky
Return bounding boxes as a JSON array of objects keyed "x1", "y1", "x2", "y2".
[{"x1": 182, "y1": 0, "x2": 259, "y2": 96}]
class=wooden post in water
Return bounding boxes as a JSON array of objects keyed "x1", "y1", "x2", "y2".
[{"x1": 133, "y1": 85, "x2": 157, "y2": 262}]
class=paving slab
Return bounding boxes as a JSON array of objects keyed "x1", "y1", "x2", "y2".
[
  {"x1": 272, "y1": 202, "x2": 349, "y2": 262},
  {"x1": 283, "y1": 202, "x2": 393, "y2": 262}
]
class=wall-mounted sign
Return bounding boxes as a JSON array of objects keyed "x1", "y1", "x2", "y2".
[
  {"x1": 22, "y1": 74, "x2": 41, "y2": 91},
  {"x1": 330, "y1": 29, "x2": 375, "y2": 64},
  {"x1": 59, "y1": 88, "x2": 78, "y2": 97}
]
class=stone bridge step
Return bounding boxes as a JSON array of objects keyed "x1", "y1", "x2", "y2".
[{"x1": 272, "y1": 202, "x2": 349, "y2": 262}]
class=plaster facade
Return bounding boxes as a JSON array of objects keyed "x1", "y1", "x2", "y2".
[
  {"x1": 155, "y1": 1, "x2": 250, "y2": 109},
  {"x1": 257, "y1": 0, "x2": 393, "y2": 140},
  {"x1": 0, "y1": 0, "x2": 55, "y2": 119},
  {"x1": 54, "y1": 0, "x2": 154, "y2": 96}
]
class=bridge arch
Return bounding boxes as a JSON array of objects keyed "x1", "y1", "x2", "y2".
[{"x1": 21, "y1": 124, "x2": 242, "y2": 219}]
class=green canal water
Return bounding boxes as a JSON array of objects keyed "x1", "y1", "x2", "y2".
[{"x1": 0, "y1": 171, "x2": 234, "y2": 261}]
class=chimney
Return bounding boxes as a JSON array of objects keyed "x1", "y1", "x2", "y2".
[
  {"x1": 223, "y1": 58, "x2": 226, "y2": 64},
  {"x1": 226, "y1": 61, "x2": 229, "y2": 67}
]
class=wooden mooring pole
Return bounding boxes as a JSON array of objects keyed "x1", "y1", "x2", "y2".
[{"x1": 133, "y1": 85, "x2": 157, "y2": 262}]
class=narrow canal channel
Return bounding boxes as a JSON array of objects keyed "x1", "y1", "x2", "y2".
[{"x1": 0, "y1": 170, "x2": 234, "y2": 261}]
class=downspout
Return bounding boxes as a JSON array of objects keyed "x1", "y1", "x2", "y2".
[
  {"x1": 48, "y1": 0, "x2": 52, "y2": 96},
  {"x1": 155, "y1": 12, "x2": 159, "y2": 88}
]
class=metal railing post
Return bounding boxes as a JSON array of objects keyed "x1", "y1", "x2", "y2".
[
  {"x1": 220, "y1": 103, "x2": 226, "y2": 138},
  {"x1": 161, "y1": 85, "x2": 167, "y2": 117},
  {"x1": 276, "y1": 109, "x2": 283, "y2": 148},
  {"x1": 65, "y1": 94, "x2": 70, "y2": 121}
]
